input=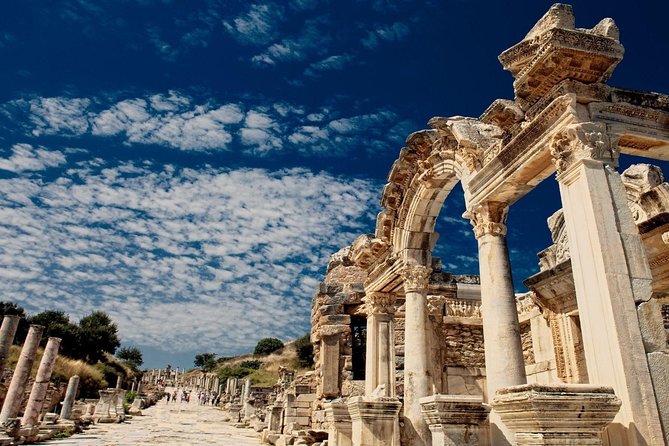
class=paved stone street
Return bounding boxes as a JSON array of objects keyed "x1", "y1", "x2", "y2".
[{"x1": 42, "y1": 397, "x2": 262, "y2": 446}]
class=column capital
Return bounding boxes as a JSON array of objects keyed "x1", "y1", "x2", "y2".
[
  {"x1": 469, "y1": 201, "x2": 509, "y2": 239},
  {"x1": 550, "y1": 122, "x2": 618, "y2": 177},
  {"x1": 401, "y1": 265, "x2": 431, "y2": 293},
  {"x1": 364, "y1": 292, "x2": 396, "y2": 315}
]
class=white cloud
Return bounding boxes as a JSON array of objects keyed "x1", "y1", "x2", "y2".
[
  {"x1": 0, "y1": 143, "x2": 67, "y2": 173},
  {"x1": 305, "y1": 54, "x2": 353, "y2": 76},
  {"x1": 27, "y1": 97, "x2": 91, "y2": 136},
  {"x1": 223, "y1": 4, "x2": 284, "y2": 45},
  {"x1": 251, "y1": 18, "x2": 329, "y2": 65},
  {"x1": 361, "y1": 21, "x2": 410, "y2": 49},
  {"x1": 0, "y1": 161, "x2": 380, "y2": 355}
]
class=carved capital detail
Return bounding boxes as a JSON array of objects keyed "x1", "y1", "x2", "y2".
[
  {"x1": 401, "y1": 265, "x2": 431, "y2": 293},
  {"x1": 550, "y1": 122, "x2": 617, "y2": 175},
  {"x1": 470, "y1": 201, "x2": 509, "y2": 239},
  {"x1": 364, "y1": 292, "x2": 396, "y2": 315}
]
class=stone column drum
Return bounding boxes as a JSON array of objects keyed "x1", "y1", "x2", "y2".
[
  {"x1": 0, "y1": 315, "x2": 20, "y2": 371},
  {"x1": 470, "y1": 201, "x2": 527, "y2": 445},
  {"x1": 401, "y1": 265, "x2": 433, "y2": 446},
  {"x1": 60, "y1": 375, "x2": 80, "y2": 420},
  {"x1": 22, "y1": 337, "x2": 62, "y2": 427},
  {"x1": 0, "y1": 324, "x2": 45, "y2": 424}
]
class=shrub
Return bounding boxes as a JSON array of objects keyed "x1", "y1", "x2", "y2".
[
  {"x1": 294, "y1": 334, "x2": 314, "y2": 369},
  {"x1": 218, "y1": 366, "x2": 252, "y2": 380},
  {"x1": 254, "y1": 338, "x2": 284, "y2": 356},
  {"x1": 239, "y1": 360, "x2": 262, "y2": 370}
]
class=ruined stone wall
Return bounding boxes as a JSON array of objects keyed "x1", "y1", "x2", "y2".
[{"x1": 441, "y1": 323, "x2": 485, "y2": 368}]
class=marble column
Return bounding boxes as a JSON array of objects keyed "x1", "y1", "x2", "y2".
[
  {"x1": 22, "y1": 336, "x2": 61, "y2": 427},
  {"x1": 60, "y1": 375, "x2": 80, "y2": 420},
  {"x1": 364, "y1": 292, "x2": 396, "y2": 397},
  {"x1": 0, "y1": 315, "x2": 20, "y2": 371},
  {"x1": 136, "y1": 381, "x2": 142, "y2": 395},
  {"x1": 470, "y1": 201, "x2": 527, "y2": 445},
  {"x1": 115, "y1": 375, "x2": 122, "y2": 390},
  {"x1": 0, "y1": 324, "x2": 44, "y2": 424},
  {"x1": 402, "y1": 264, "x2": 433, "y2": 446},
  {"x1": 552, "y1": 122, "x2": 664, "y2": 444}
]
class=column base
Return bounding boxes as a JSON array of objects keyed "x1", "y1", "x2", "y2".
[
  {"x1": 419, "y1": 394, "x2": 489, "y2": 446},
  {"x1": 491, "y1": 384, "x2": 621, "y2": 445},
  {"x1": 347, "y1": 396, "x2": 401, "y2": 446},
  {"x1": 324, "y1": 401, "x2": 352, "y2": 446}
]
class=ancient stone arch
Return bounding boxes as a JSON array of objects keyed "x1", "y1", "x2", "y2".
[{"x1": 307, "y1": 4, "x2": 669, "y2": 446}]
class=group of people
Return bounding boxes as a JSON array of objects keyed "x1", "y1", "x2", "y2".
[
  {"x1": 164, "y1": 388, "x2": 191, "y2": 403},
  {"x1": 163, "y1": 388, "x2": 221, "y2": 406}
]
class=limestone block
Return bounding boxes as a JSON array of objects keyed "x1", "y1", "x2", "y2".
[
  {"x1": 320, "y1": 305, "x2": 344, "y2": 316},
  {"x1": 319, "y1": 315, "x2": 351, "y2": 326},
  {"x1": 638, "y1": 300, "x2": 668, "y2": 353},
  {"x1": 491, "y1": 384, "x2": 621, "y2": 445}
]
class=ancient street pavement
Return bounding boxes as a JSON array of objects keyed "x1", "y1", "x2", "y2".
[{"x1": 43, "y1": 396, "x2": 262, "y2": 446}]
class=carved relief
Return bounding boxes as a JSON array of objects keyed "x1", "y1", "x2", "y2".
[
  {"x1": 469, "y1": 201, "x2": 509, "y2": 239},
  {"x1": 364, "y1": 292, "x2": 396, "y2": 315},
  {"x1": 550, "y1": 122, "x2": 616, "y2": 174},
  {"x1": 401, "y1": 265, "x2": 431, "y2": 292}
]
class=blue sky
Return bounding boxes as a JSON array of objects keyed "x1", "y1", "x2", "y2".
[{"x1": 0, "y1": 0, "x2": 667, "y2": 369}]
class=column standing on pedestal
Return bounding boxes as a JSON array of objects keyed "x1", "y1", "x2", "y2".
[
  {"x1": 470, "y1": 201, "x2": 527, "y2": 445},
  {"x1": 401, "y1": 264, "x2": 433, "y2": 446},
  {"x1": 0, "y1": 324, "x2": 45, "y2": 424},
  {"x1": 22, "y1": 337, "x2": 61, "y2": 427}
]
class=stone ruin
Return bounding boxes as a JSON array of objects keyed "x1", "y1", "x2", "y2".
[
  {"x1": 237, "y1": 4, "x2": 669, "y2": 446},
  {"x1": 0, "y1": 315, "x2": 162, "y2": 445}
]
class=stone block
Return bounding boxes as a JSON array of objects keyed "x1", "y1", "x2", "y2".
[
  {"x1": 320, "y1": 305, "x2": 344, "y2": 316},
  {"x1": 638, "y1": 300, "x2": 667, "y2": 353},
  {"x1": 319, "y1": 315, "x2": 351, "y2": 326}
]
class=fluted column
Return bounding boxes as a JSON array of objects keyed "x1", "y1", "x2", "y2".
[
  {"x1": 470, "y1": 201, "x2": 526, "y2": 446},
  {"x1": 0, "y1": 315, "x2": 20, "y2": 372},
  {"x1": 60, "y1": 375, "x2": 80, "y2": 420},
  {"x1": 402, "y1": 264, "x2": 433, "y2": 446},
  {"x1": 22, "y1": 337, "x2": 61, "y2": 427},
  {"x1": 0, "y1": 324, "x2": 44, "y2": 424},
  {"x1": 364, "y1": 292, "x2": 396, "y2": 397}
]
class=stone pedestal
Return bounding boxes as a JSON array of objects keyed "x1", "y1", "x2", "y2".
[
  {"x1": 324, "y1": 401, "x2": 352, "y2": 446},
  {"x1": 229, "y1": 403, "x2": 242, "y2": 423},
  {"x1": 491, "y1": 383, "x2": 621, "y2": 445},
  {"x1": 94, "y1": 389, "x2": 124, "y2": 423},
  {"x1": 22, "y1": 337, "x2": 61, "y2": 427},
  {"x1": 267, "y1": 403, "x2": 283, "y2": 433},
  {"x1": 347, "y1": 396, "x2": 402, "y2": 446},
  {"x1": 0, "y1": 325, "x2": 44, "y2": 424},
  {"x1": 419, "y1": 394, "x2": 489, "y2": 446}
]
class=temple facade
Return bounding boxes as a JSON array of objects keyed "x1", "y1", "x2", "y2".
[{"x1": 306, "y1": 4, "x2": 669, "y2": 446}]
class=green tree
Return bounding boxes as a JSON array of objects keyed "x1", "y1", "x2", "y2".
[
  {"x1": 254, "y1": 337, "x2": 284, "y2": 355},
  {"x1": 194, "y1": 353, "x2": 217, "y2": 372},
  {"x1": 28, "y1": 311, "x2": 80, "y2": 358},
  {"x1": 77, "y1": 311, "x2": 121, "y2": 363},
  {"x1": 116, "y1": 346, "x2": 143, "y2": 368},
  {"x1": 294, "y1": 334, "x2": 314, "y2": 368}
]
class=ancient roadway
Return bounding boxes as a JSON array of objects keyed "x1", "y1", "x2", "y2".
[{"x1": 43, "y1": 389, "x2": 262, "y2": 446}]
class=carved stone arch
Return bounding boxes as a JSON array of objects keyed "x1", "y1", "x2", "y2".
[{"x1": 391, "y1": 142, "x2": 469, "y2": 265}]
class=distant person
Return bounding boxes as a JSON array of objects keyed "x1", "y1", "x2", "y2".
[{"x1": 166, "y1": 392, "x2": 171, "y2": 403}]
